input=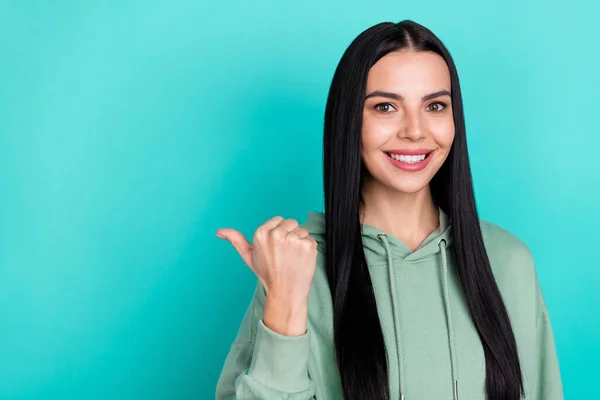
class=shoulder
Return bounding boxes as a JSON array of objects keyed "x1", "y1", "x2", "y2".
[
  {"x1": 478, "y1": 218, "x2": 537, "y2": 285},
  {"x1": 479, "y1": 219, "x2": 533, "y2": 259},
  {"x1": 479, "y1": 219, "x2": 551, "y2": 360}
]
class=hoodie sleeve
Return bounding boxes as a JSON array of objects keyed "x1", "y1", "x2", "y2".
[
  {"x1": 530, "y1": 269, "x2": 564, "y2": 399},
  {"x1": 215, "y1": 280, "x2": 316, "y2": 399}
]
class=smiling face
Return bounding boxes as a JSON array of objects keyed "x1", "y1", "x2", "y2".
[{"x1": 361, "y1": 50, "x2": 455, "y2": 194}]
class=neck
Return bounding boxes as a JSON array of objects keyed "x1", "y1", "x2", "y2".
[{"x1": 360, "y1": 180, "x2": 440, "y2": 251}]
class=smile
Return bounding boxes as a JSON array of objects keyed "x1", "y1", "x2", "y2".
[{"x1": 384, "y1": 150, "x2": 434, "y2": 172}]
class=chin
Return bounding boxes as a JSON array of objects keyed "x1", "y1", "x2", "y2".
[{"x1": 387, "y1": 180, "x2": 430, "y2": 194}]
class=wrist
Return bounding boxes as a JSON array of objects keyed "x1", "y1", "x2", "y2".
[{"x1": 263, "y1": 295, "x2": 308, "y2": 336}]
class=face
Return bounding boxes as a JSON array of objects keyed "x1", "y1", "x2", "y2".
[{"x1": 361, "y1": 50, "x2": 455, "y2": 194}]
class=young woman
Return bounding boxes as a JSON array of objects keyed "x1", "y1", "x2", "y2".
[{"x1": 214, "y1": 20, "x2": 564, "y2": 400}]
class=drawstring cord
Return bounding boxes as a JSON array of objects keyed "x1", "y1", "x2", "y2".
[
  {"x1": 377, "y1": 233, "x2": 405, "y2": 400},
  {"x1": 439, "y1": 238, "x2": 459, "y2": 400},
  {"x1": 377, "y1": 234, "x2": 458, "y2": 400}
]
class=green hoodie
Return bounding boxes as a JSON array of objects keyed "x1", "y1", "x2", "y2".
[{"x1": 215, "y1": 207, "x2": 564, "y2": 399}]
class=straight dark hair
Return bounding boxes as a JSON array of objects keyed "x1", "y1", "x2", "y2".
[{"x1": 323, "y1": 20, "x2": 524, "y2": 400}]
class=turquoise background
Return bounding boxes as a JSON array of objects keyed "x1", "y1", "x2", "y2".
[{"x1": 1, "y1": 0, "x2": 598, "y2": 398}]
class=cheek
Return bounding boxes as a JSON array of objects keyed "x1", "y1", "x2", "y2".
[
  {"x1": 429, "y1": 118, "x2": 455, "y2": 147},
  {"x1": 362, "y1": 115, "x2": 396, "y2": 151}
]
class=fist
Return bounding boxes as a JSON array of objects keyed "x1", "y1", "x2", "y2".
[{"x1": 216, "y1": 216, "x2": 318, "y2": 303}]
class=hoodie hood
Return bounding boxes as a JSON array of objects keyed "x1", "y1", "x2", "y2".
[
  {"x1": 300, "y1": 205, "x2": 453, "y2": 263},
  {"x1": 299, "y1": 206, "x2": 459, "y2": 400}
]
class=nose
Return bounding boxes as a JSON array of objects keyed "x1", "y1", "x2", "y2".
[{"x1": 399, "y1": 108, "x2": 425, "y2": 141}]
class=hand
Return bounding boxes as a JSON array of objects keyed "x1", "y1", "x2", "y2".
[{"x1": 216, "y1": 216, "x2": 318, "y2": 335}]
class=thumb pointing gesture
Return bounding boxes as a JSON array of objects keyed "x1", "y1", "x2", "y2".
[
  {"x1": 216, "y1": 228, "x2": 254, "y2": 270},
  {"x1": 217, "y1": 216, "x2": 317, "y2": 336}
]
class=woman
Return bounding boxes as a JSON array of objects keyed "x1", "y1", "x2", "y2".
[{"x1": 214, "y1": 20, "x2": 563, "y2": 400}]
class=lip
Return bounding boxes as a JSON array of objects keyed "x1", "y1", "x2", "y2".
[
  {"x1": 385, "y1": 148, "x2": 434, "y2": 155},
  {"x1": 384, "y1": 150, "x2": 435, "y2": 172}
]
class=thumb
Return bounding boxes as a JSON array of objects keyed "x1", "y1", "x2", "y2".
[{"x1": 216, "y1": 228, "x2": 253, "y2": 269}]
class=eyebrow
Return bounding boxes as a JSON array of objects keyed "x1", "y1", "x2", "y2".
[{"x1": 364, "y1": 89, "x2": 451, "y2": 102}]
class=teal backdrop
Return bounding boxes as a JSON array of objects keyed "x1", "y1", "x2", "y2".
[{"x1": 1, "y1": 0, "x2": 598, "y2": 398}]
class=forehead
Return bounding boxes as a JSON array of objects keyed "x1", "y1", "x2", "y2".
[{"x1": 366, "y1": 50, "x2": 451, "y2": 92}]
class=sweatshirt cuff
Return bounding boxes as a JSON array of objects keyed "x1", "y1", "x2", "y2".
[{"x1": 247, "y1": 319, "x2": 311, "y2": 393}]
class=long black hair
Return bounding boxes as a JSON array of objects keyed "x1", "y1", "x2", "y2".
[{"x1": 323, "y1": 20, "x2": 524, "y2": 400}]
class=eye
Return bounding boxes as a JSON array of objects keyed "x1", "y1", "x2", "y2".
[
  {"x1": 427, "y1": 101, "x2": 447, "y2": 112},
  {"x1": 374, "y1": 102, "x2": 396, "y2": 113}
]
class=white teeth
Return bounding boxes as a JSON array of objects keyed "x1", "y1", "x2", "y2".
[{"x1": 388, "y1": 153, "x2": 427, "y2": 163}]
